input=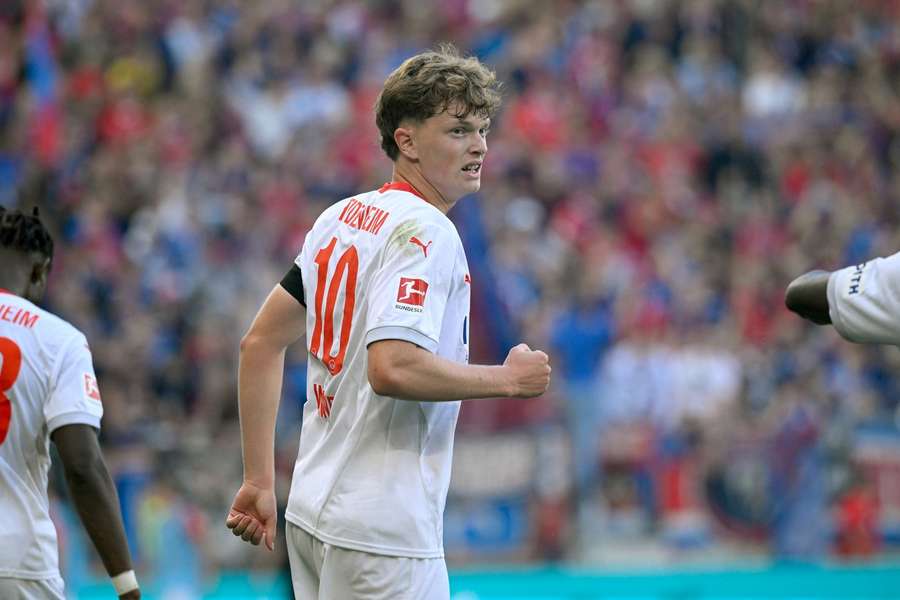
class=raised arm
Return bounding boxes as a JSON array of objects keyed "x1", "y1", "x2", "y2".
[
  {"x1": 368, "y1": 340, "x2": 551, "y2": 401},
  {"x1": 226, "y1": 284, "x2": 306, "y2": 551},
  {"x1": 52, "y1": 424, "x2": 139, "y2": 599},
  {"x1": 785, "y1": 269, "x2": 832, "y2": 325}
]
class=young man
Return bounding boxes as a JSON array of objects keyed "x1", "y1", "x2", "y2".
[
  {"x1": 226, "y1": 47, "x2": 552, "y2": 598},
  {"x1": 785, "y1": 251, "x2": 900, "y2": 345},
  {"x1": 0, "y1": 207, "x2": 139, "y2": 599}
]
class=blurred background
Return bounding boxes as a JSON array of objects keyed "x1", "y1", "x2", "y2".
[{"x1": 3, "y1": 0, "x2": 900, "y2": 597}]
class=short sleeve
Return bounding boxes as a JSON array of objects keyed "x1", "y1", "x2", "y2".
[
  {"x1": 44, "y1": 334, "x2": 103, "y2": 433},
  {"x1": 827, "y1": 252, "x2": 900, "y2": 345},
  {"x1": 365, "y1": 221, "x2": 458, "y2": 353}
]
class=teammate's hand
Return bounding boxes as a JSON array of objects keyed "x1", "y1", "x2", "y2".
[
  {"x1": 119, "y1": 590, "x2": 140, "y2": 600},
  {"x1": 226, "y1": 481, "x2": 277, "y2": 551},
  {"x1": 503, "y1": 343, "x2": 551, "y2": 398}
]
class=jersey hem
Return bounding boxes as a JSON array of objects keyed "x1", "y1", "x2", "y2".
[
  {"x1": 0, "y1": 568, "x2": 60, "y2": 580},
  {"x1": 365, "y1": 326, "x2": 438, "y2": 353},
  {"x1": 284, "y1": 512, "x2": 445, "y2": 559},
  {"x1": 46, "y1": 411, "x2": 101, "y2": 435}
]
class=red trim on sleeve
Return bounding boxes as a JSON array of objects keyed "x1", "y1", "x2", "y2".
[{"x1": 378, "y1": 181, "x2": 427, "y2": 202}]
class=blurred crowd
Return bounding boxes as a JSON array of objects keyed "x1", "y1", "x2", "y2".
[{"x1": 4, "y1": 0, "x2": 900, "y2": 587}]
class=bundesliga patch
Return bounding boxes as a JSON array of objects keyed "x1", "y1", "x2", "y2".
[
  {"x1": 396, "y1": 277, "x2": 428, "y2": 312},
  {"x1": 83, "y1": 373, "x2": 101, "y2": 403}
]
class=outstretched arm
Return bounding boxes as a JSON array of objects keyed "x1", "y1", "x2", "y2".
[
  {"x1": 52, "y1": 424, "x2": 139, "y2": 599},
  {"x1": 226, "y1": 285, "x2": 306, "y2": 551},
  {"x1": 785, "y1": 269, "x2": 832, "y2": 325}
]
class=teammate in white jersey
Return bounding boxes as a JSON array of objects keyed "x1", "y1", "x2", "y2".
[
  {"x1": 226, "y1": 46, "x2": 552, "y2": 598},
  {"x1": 0, "y1": 207, "x2": 139, "y2": 599},
  {"x1": 786, "y1": 251, "x2": 900, "y2": 345}
]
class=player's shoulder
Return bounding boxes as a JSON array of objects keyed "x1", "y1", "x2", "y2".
[
  {"x1": 307, "y1": 189, "x2": 382, "y2": 234},
  {"x1": 308, "y1": 185, "x2": 457, "y2": 241},
  {"x1": 1, "y1": 294, "x2": 86, "y2": 347}
]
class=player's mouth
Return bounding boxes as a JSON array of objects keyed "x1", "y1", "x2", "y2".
[{"x1": 461, "y1": 162, "x2": 482, "y2": 178}]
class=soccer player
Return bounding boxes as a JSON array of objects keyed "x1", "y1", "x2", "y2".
[
  {"x1": 226, "y1": 46, "x2": 552, "y2": 598},
  {"x1": 0, "y1": 207, "x2": 139, "y2": 599},
  {"x1": 785, "y1": 251, "x2": 900, "y2": 344}
]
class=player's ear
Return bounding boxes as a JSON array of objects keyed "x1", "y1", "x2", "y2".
[
  {"x1": 25, "y1": 256, "x2": 51, "y2": 303},
  {"x1": 394, "y1": 126, "x2": 418, "y2": 161},
  {"x1": 30, "y1": 256, "x2": 50, "y2": 287}
]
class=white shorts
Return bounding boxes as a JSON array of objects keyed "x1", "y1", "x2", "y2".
[
  {"x1": 286, "y1": 522, "x2": 450, "y2": 600},
  {"x1": 0, "y1": 577, "x2": 65, "y2": 600}
]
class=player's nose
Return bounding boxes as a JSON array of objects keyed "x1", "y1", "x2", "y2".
[{"x1": 470, "y1": 133, "x2": 486, "y2": 156}]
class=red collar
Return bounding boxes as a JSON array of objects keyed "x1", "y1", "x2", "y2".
[
  {"x1": 378, "y1": 181, "x2": 427, "y2": 202},
  {"x1": 0, "y1": 288, "x2": 12, "y2": 296}
]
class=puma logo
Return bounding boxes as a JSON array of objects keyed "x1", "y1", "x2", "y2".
[{"x1": 409, "y1": 236, "x2": 432, "y2": 257}]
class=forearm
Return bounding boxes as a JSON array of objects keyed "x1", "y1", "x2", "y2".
[
  {"x1": 237, "y1": 338, "x2": 286, "y2": 487},
  {"x1": 369, "y1": 345, "x2": 512, "y2": 401},
  {"x1": 64, "y1": 460, "x2": 133, "y2": 577}
]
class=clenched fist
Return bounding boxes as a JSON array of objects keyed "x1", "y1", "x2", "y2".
[
  {"x1": 226, "y1": 481, "x2": 277, "y2": 551},
  {"x1": 503, "y1": 343, "x2": 551, "y2": 398}
]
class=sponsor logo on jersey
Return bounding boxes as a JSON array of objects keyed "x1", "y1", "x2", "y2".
[
  {"x1": 848, "y1": 262, "x2": 867, "y2": 296},
  {"x1": 409, "y1": 236, "x2": 432, "y2": 257},
  {"x1": 313, "y1": 383, "x2": 334, "y2": 418},
  {"x1": 83, "y1": 373, "x2": 101, "y2": 403}
]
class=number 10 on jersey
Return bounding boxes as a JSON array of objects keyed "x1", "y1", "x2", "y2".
[
  {"x1": 0, "y1": 337, "x2": 23, "y2": 446},
  {"x1": 310, "y1": 237, "x2": 359, "y2": 376}
]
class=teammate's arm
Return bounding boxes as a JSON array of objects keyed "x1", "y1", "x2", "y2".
[
  {"x1": 52, "y1": 425, "x2": 139, "y2": 600},
  {"x1": 226, "y1": 284, "x2": 306, "y2": 551},
  {"x1": 368, "y1": 340, "x2": 550, "y2": 401},
  {"x1": 785, "y1": 269, "x2": 832, "y2": 325}
]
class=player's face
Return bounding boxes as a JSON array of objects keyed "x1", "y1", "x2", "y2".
[{"x1": 413, "y1": 105, "x2": 490, "y2": 202}]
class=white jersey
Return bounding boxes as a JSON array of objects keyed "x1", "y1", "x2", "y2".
[
  {"x1": 828, "y1": 251, "x2": 900, "y2": 345},
  {"x1": 0, "y1": 290, "x2": 103, "y2": 579},
  {"x1": 285, "y1": 182, "x2": 470, "y2": 558}
]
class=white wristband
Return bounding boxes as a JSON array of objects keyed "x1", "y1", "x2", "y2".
[{"x1": 111, "y1": 570, "x2": 139, "y2": 595}]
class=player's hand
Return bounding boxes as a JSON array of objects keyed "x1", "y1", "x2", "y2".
[
  {"x1": 119, "y1": 590, "x2": 140, "y2": 600},
  {"x1": 503, "y1": 343, "x2": 551, "y2": 398},
  {"x1": 226, "y1": 481, "x2": 277, "y2": 551}
]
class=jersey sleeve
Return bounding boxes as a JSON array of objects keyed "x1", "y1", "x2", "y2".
[
  {"x1": 364, "y1": 221, "x2": 458, "y2": 353},
  {"x1": 44, "y1": 333, "x2": 104, "y2": 433},
  {"x1": 827, "y1": 252, "x2": 900, "y2": 345}
]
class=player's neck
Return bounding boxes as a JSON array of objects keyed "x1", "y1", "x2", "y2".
[
  {"x1": 0, "y1": 259, "x2": 28, "y2": 297},
  {"x1": 390, "y1": 164, "x2": 456, "y2": 214},
  {"x1": 0, "y1": 277, "x2": 26, "y2": 297}
]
